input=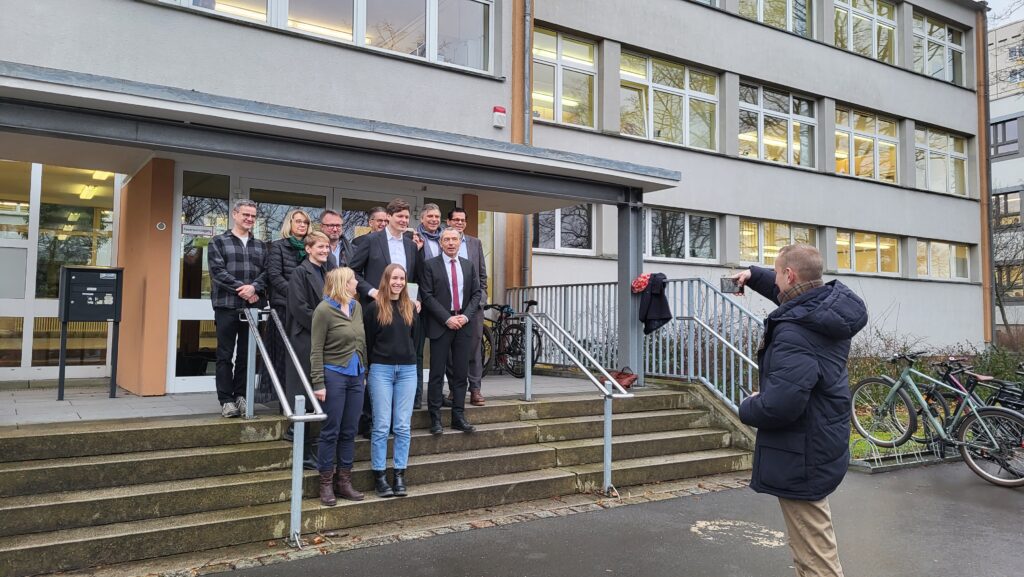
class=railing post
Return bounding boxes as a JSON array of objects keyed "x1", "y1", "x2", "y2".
[
  {"x1": 523, "y1": 314, "x2": 533, "y2": 401},
  {"x1": 289, "y1": 397, "x2": 306, "y2": 548},
  {"x1": 603, "y1": 394, "x2": 614, "y2": 496},
  {"x1": 245, "y1": 308, "x2": 258, "y2": 420},
  {"x1": 686, "y1": 281, "x2": 695, "y2": 380}
]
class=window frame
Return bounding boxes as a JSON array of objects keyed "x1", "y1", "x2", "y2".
[
  {"x1": 738, "y1": 0, "x2": 814, "y2": 38},
  {"x1": 643, "y1": 207, "x2": 719, "y2": 264},
  {"x1": 618, "y1": 52, "x2": 719, "y2": 151},
  {"x1": 531, "y1": 204, "x2": 597, "y2": 256},
  {"x1": 833, "y1": 0, "x2": 898, "y2": 64},
  {"x1": 912, "y1": 12, "x2": 965, "y2": 85},
  {"x1": 738, "y1": 82, "x2": 817, "y2": 168},
  {"x1": 159, "y1": 0, "x2": 496, "y2": 75},
  {"x1": 991, "y1": 119, "x2": 1020, "y2": 158},
  {"x1": 738, "y1": 218, "x2": 819, "y2": 265},
  {"x1": 532, "y1": 28, "x2": 598, "y2": 129},
  {"x1": 994, "y1": 191, "x2": 1022, "y2": 226},
  {"x1": 916, "y1": 239, "x2": 970, "y2": 280},
  {"x1": 834, "y1": 106, "x2": 899, "y2": 183},
  {"x1": 915, "y1": 126, "x2": 968, "y2": 196},
  {"x1": 835, "y1": 230, "x2": 901, "y2": 275}
]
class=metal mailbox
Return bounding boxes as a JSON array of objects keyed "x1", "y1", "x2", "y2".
[{"x1": 59, "y1": 266, "x2": 123, "y2": 322}]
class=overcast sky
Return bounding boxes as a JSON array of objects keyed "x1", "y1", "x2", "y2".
[{"x1": 988, "y1": 0, "x2": 1024, "y2": 26}]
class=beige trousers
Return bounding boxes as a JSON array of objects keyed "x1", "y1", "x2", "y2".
[{"x1": 777, "y1": 496, "x2": 845, "y2": 577}]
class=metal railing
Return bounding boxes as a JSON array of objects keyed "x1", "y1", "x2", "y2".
[
  {"x1": 508, "y1": 278, "x2": 763, "y2": 413},
  {"x1": 519, "y1": 309, "x2": 633, "y2": 497},
  {"x1": 242, "y1": 308, "x2": 326, "y2": 549}
]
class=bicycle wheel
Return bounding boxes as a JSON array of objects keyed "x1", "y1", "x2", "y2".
[
  {"x1": 956, "y1": 407, "x2": 1024, "y2": 488},
  {"x1": 481, "y1": 325, "x2": 495, "y2": 377},
  {"x1": 496, "y1": 324, "x2": 540, "y2": 379},
  {"x1": 850, "y1": 378, "x2": 917, "y2": 448},
  {"x1": 911, "y1": 387, "x2": 950, "y2": 445}
]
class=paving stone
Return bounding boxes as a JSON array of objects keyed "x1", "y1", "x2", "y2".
[{"x1": 469, "y1": 520, "x2": 496, "y2": 529}]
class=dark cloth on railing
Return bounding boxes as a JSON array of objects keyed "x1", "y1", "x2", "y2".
[
  {"x1": 639, "y1": 273, "x2": 672, "y2": 335},
  {"x1": 739, "y1": 266, "x2": 867, "y2": 502}
]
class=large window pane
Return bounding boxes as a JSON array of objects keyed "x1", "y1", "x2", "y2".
[
  {"x1": 792, "y1": 0, "x2": 811, "y2": 38},
  {"x1": 287, "y1": 0, "x2": 354, "y2": 40},
  {"x1": 793, "y1": 122, "x2": 815, "y2": 168},
  {"x1": 652, "y1": 59, "x2": 686, "y2": 90},
  {"x1": 739, "y1": 110, "x2": 760, "y2": 158},
  {"x1": 560, "y1": 204, "x2": 592, "y2": 250},
  {"x1": 915, "y1": 149, "x2": 927, "y2": 188},
  {"x1": 877, "y1": 24, "x2": 895, "y2": 64},
  {"x1": 854, "y1": 232, "x2": 878, "y2": 273},
  {"x1": 532, "y1": 62, "x2": 555, "y2": 121},
  {"x1": 764, "y1": 0, "x2": 788, "y2": 30},
  {"x1": 366, "y1": 0, "x2": 427, "y2": 57},
  {"x1": 917, "y1": 241, "x2": 928, "y2": 276},
  {"x1": 928, "y1": 155, "x2": 947, "y2": 192},
  {"x1": 688, "y1": 215, "x2": 716, "y2": 259},
  {"x1": 653, "y1": 91, "x2": 684, "y2": 144},
  {"x1": 950, "y1": 50, "x2": 963, "y2": 85},
  {"x1": 837, "y1": 232, "x2": 852, "y2": 269},
  {"x1": 764, "y1": 115, "x2": 789, "y2": 163},
  {"x1": 0, "y1": 160, "x2": 31, "y2": 240},
  {"x1": 878, "y1": 141, "x2": 897, "y2": 184},
  {"x1": 180, "y1": 172, "x2": 230, "y2": 300},
  {"x1": 954, "y1": 245, "x2": 969, "y2": 278},
  {"x1": 927, "y1": 40, "x2": 945, "y2": 79},
  {"x1": 913, "y1": 37, "x2": 925, "y2": 73},
  {"x1": 651, "y1": 209, "x2": 687, "y2": 259},
  {"x1": 0, "y1": 317, "x2": 21, "y2": 367},
  {"x1": 853, "y1": 136, "x2": 875, "y2": 179},
  {"x1": 533, "y1": 211, "x2": 555, "y2": 249},
  {"x1": 739, "y1": 0, "x2": 759, "y2": 21},
  {"x1": 194, "y1": 0, "x2": 266, "y2": 21},
  {"x1": 853, "y1": 15, "x2": 873, "y2": 58},
  {"x1": 834, "y1": 8, "x2": 849, "y2": 50},
  {"x1": 763, "y1": 89, "x2": 789, "y2": 114},
  {"x1": 437, "y1": 0, "x2": 489, "y2": 70},
  {"x1": 250, "y1": 189, "x2": 326, "y2": 243},
  {"x1": 950, "y1": 158, "x2": 966, "y2": 196},
  {"x1": 740, "y1": 219, "x2": 759, "y2": 262},
  {"x1": 32, "y1": 318, "x2": 107, "y2": 367},
  {"x1": 36, "y1": 166, "x2": 115, "y2": 299},
  {"x1": 561, "y1": 69, "x2": 595, "y2": 127},
  {"x1": 792, "y1": 226, "x2": 816, "y2": 246},
  {"x1": 689, "y1": 99, "x2": 717, "y2": 150},
  {"x1": 930, "y1": 242, "x2": 951, "y2": 278},
  {"x1": 764, "y1": 221, "x2": 790, "y2": 265},
  {"x1": 879, "y1": 236, "x2": 898, "y2": 273},
  {"x1": 835, "y1": 132, "x2": 851, "y2": 174},
  {"x1": 620, "y1": 85, "x2": 647, "y2": 137},
  {"x1": 562, "y1": 37, "x2": 595, "y2": 67}
]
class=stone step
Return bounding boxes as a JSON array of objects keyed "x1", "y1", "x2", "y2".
[
  {"x1": 543, "y1": 428, "x2": 732, "y2": 466},
  {"x1": 566, "y1": 449, "x2": 753, "y2": 493}
]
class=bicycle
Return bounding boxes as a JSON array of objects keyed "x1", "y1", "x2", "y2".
[
  {"x1": 481, "y1": 300, "x2": 542, "y2": 379},
  {"x1": 851, "y1": 351, "x2": 1024, "y2": 488}
]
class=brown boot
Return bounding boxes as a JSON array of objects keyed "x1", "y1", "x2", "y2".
[
  {"x1": 319, "y1": 470, "x2": 337, "y2": 507},
  {"x1": 334, "y1": 468, "x2": 365, "y2": 501}
]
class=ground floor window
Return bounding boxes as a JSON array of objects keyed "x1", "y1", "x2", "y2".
[
  {"x1": 644, "y1": 208, "x2": 717, "y2": 261},
  {"x1": 533, "y1": 204, "x2": 594, "y2": 253},
  {"x1": 917, "y1": 240, "x2": 969, "y2": 280},
  {"x1": 836, "y1": 230, "x2": 899, "y2": 274}
]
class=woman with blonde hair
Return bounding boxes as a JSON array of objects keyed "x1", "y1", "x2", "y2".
[
  {"x1": 310, "y1": 266, "x2": 366, "y2": 505},
  {"x1": 265, "y1": 208, "x2": 312, "y2": 411},
  {"x1": 363, "y1": 263, "x2": 418, "y2": 497}
]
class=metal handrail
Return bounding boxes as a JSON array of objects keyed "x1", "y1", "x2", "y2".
[
  {"x1": 242, "y1": 308, "x2": 326, "y2": 422},
  {"x1": 678, "y1": 315, "x2": 759, "y2": 370},
  {"x1": 525, "y1": 312, "x2": 632, "y2": 398}
]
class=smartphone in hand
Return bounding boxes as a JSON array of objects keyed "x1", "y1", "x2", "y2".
[{"x1": 720, "y1": 277, "x2": 742, "y2": 294}]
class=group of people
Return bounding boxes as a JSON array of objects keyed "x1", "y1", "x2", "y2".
[{"x1": 207, "y1": 198, "x2": 488, "y2": 506}]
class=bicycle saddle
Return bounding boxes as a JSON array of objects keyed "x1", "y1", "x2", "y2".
[{"x1": 965, "y1": 371, "x2": 995, "y2": 383}]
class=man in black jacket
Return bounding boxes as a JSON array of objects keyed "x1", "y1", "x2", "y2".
[
  {"x1": 731, "y1": 244, "x2": 867, "y2": 577},
  {"x1": 420, "y1": 228, "x2": 482, "y2": 435}
]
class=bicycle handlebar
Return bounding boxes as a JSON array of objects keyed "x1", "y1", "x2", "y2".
[{"x1": 887, "y1": 350, "x2": 929, "y2": 364}]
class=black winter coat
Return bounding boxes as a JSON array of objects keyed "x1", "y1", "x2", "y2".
[
  {"x1": 267, "y1": 238, "x2": 305, "y2": 307},
  {"x1": 285, "y1": 258, "x2": 335, "y2": 401},
  {"x1": 738, "y1": 266, "x2": 867, "y2": 501},
  {"x1": 639, "y1": 273, "x2": 671, "y2": 335}
]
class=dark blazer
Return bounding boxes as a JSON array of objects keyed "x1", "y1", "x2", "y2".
[
  {"x1": 461, "y1": 234, "x2": 488, "y2": 308},
  {"x1": 326, "y1": 236, "x2": 354, "y2": 269},
  {"x1": 285, "y1": 258, "x2": 336, "y2": 394},
  {"x1": 738, "y1": 266, "x2": 867, "y2": 501},
  {"x1": 349, "y1": 229, "x2": 421, "y2": 301},
  {"x1": 420, "y1": 255, "x2": 482, "y2": 340},
  {"x1": 267, "y1": 238, "x2": 304, "y2": 307}
]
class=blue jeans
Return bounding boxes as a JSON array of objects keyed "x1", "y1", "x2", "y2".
[
  {"x1": 317, "y1": 371, "x2": 364, "y2": 473},
  {"x1": 367, "y1": 363, "x2": 418, "y2": 470}
]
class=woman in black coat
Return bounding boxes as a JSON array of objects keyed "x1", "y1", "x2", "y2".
[
  {"x1": 264, "y1": 209, "x2": 311, "y2": 397},
  {"x1": 285, "y1": 230, "x2": 334, "y2": 467}
]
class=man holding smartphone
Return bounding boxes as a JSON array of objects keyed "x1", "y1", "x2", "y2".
[{"x1": 729, "y1": 244, "x2": 867, "y2": 577}]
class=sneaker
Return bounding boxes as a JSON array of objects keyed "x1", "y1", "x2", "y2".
[
  {"x1": 235, "y1": 396, "x2": 248, "y2": 416},
  {"x1": 221, "y1": 401, "x2": 240, "y2": 418}
]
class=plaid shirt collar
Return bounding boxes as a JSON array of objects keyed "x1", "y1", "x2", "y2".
[{"x1": 778, "y1": 279, "x2": 824, "y2": 305}]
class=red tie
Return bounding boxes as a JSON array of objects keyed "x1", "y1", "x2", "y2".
[{"x1": 450, "y1": 258, "x2": 460, "y2": 313}]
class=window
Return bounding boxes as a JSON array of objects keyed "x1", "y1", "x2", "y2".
[
  {"x1": 915, "y1": 127, "x2": 967, "y2": 195},
  {"x1": 533, "y1": 204, "x2": 594, "y2": 253},
  {"x1": 836, "y1": 230, "x2": 899, "y2": 274},
  {"x1": 917, "y1": 240, "x2": 969, "y2": 279},
  {"x1": 738, "y1": 0, "x2": 813, "y2": 38},
  {"x1": 913, "y1": 13, "x2": 964, "y2": 85},
  {"x1": 996, "y1": 265, "x2": 1024, "y2": 299},
  {"x1": 738, "y1": 83, "x2": 816, "y2": 167},
  {"x1": 834, "y1": 107, "x2": 898, "y2": 183},
  {"x1": 644, "y1": 208, "x2": 718, "y2": 261},
  {"x1": 171, "y1": 1, "x2": 494, "y2": 73},
  {"x1": 1009, "y1": 45, "x2": 1024, "y2": 60},
  {"x1": 180, "y1": 172, "x2": 230, "y2": 300},
  {"x1": 1008, "y1": 68, "x2": 1024, "y2": 83},
  {"x1": 992, "y1": 119, "x2": 1020, "y2": 156},
  {"x1": 0, "y1": 160, "x2": 31, "y2": 240},
  {"x1": 994, "y1": 192, "x2": 1021, "y2": 226},
  {"x1": 739, "y1": 219, "x2": 818, "y2": 264},
  {"x1": 834, "y1": 0, "x2": 897, "y2": 64},
  {"x1": 619, "y1": 52, "x2": 718, "y2": 150},
  {"x1": 532, "y1": 28, "x2": 596, "y2": 128}
]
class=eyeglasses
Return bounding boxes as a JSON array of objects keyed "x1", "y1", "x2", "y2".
[
  {"x1": 293, "y1": 219, "x2": 310, "y2": 225},
  {"x1": 449, "y1": 218, "x2": 466, "y2": 223},
  {"x1": 237, "y1": 212, "x2": 257, "y2": 220},
  {"x1": 321, "y1": 223, "x2": 342, "y2": 228}
]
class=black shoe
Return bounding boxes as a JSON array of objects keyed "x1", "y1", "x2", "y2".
[
  {"x1": 441, "y1": 394, "x2": 453, "y2": 408},
  {"x1": 451, "y1": 418, "x2": 476, "y2": 433},
  {"x1": 302, "y1": 455, "x2": 319, "y2": 470},
  {"x1": 392, "y1": 469, "x2": 407, "y2": 497},
  {"x1": 282, "y1": 424, "x2": 294, "y2": 443},
  {"x1": 374, "y1": 470, "x2": 394, "y2": 498},
  {"x1": 429, "y1": 416, "x2": 443, "y2": 435},
  {"x1": 413, "y1": 400, "x2": 422, "y2": 410}
]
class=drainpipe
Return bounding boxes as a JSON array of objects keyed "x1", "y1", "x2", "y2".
[{"x1": 521, "y1": 0, "x2": 533, "y2": 287}]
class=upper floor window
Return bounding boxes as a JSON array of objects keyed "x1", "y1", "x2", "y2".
[
  {"x1": 994, "y1": 192, "x2": 1021, "y2": 226},
  {"x1": 834, "y1": 107, "x2": 898, "y2": 183},
  {"x1": 833, "y1": 0, "x2": 896, "y2": 64},
  {"x1": 1010, "y1": 45, "x2": 1024, "y2": 60},
  {"x1": 913, "y1": 13, "x2": 964, "y2": 85},
  {"x1": 533, "y1": 204, "x2": 594, "y2": 254},
  {"x1": 739, "y1": 0, "x2": 813, "y2": 38},
  {"x1": 619, "y1": 53, "x2": 718, "y2": 151},
  {"x1": 992, "y1": 119, "x2": 1019, "y2": 157},
  {"x1": 739, "y1": 219, "x2": 817, "y2": 265},
  {"x1": 915, "y1": 127, "x2": 967, "y2": 196},
  {"x1": 917, "y1": 240, "x2": 969, "y2": 280},
  {"x1": 532, "y1": 29, "x2": 596, "y2": 128},
  {"x1": 738, "y1": 83, "x2": 816, "y2": 168},
  {"x1": 644, "y1": 208, "x2": 718, "y2": 261},
  {"x1": 172, "y1": 0, "x2": 493, "y2": 73},
  {"x1": 836, "y1": 230, "x2": 900, "y2": 274}
]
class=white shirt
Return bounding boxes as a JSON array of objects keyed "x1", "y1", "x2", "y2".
[
  {"x1": 331, "y1": 242, "x2": 342, "y2": 265},
  {"x1": 423, "y1": 236, "x2": 441, "y2": 259},
  {"x1": 444, "y1": 256, "x2": 465, "y2": 312},
  {"x1": 457, "y1": 235, "x2": 469, "y2": 260},
  {"x1": 386, "y1": 230, "x2": 407, "y2": 271}
]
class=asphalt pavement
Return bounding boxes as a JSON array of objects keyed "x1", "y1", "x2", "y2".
[{"x1": 230, "y1": 463, "x2": 1023, "y2": 577}]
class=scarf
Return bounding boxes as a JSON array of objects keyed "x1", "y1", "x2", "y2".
[
  {"x1": 287, "y1": 235, "x2": 306, "y2": 260},
  {"x1": 778, "y1": 279, "x2": 824, "y2": 305},
  {"x1": 417, "y1": 224, "x2": 442, "y2": 257}
]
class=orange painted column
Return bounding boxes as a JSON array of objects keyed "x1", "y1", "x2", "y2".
[{"x1": 116, "y1": 158, "x2": 174, "y2": 395}]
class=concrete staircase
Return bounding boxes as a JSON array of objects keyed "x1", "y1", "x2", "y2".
[{"x1": 0, "y1": 387, "x2": 751, "y2": 577}]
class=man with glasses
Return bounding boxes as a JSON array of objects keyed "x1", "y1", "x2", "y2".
[
  {"x1": 319, "y1": 209, "x2": 353, "y2": 268},
  {"x1": 353, "y1": 206, "x2": 389, "y2": 248},
  {"x1": 208, "y1": 199, "x2": 268, "y2": 418},
  {"x1": 444, "y1": 208, "x2": 487, "y2": 406}
]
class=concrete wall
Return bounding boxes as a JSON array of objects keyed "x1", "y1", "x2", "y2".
[{"x1": 0, "y1": 0, "x2": 513, "y2": 140}]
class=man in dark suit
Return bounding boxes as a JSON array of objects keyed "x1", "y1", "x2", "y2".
[
  {"x1": 444, "y1": 207, "x2": 488, "y2": 406},
  {"x1": 421, "y1": 227, "x2": 482, "y2": 435},
  {"x1": 319, "y1": 209, "x2": 353, "y2": 268}
]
